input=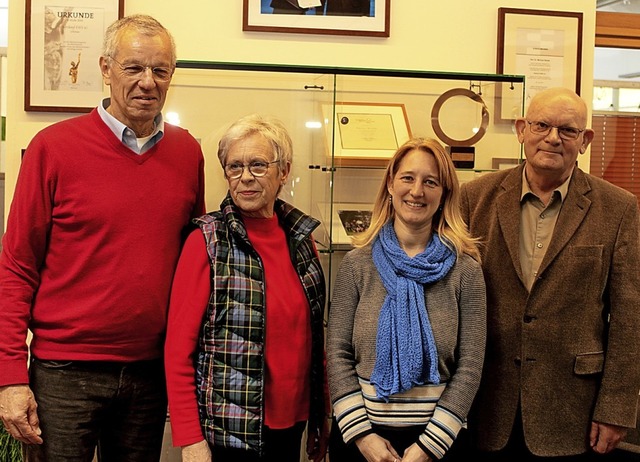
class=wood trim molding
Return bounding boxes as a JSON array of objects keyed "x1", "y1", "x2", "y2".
[{"x1": 596, "y1": 11, "x2": 640, "y2": 48}]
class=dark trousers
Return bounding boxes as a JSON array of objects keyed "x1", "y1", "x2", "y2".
[
  {"x1": 447, "y1": 407, "x2": 640, "y2": 462},
  {"x1": 25, "y1": 357, "x2": 167, "y2": 462},
  {"x1": 211, "y1": 421, "x2": 307, "y2": 462},
  {"x1": 328, "y1": 418, "x2": 468, "y2": 462}
]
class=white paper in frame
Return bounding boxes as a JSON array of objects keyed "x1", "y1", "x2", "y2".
[{"x1": 321, "y1": 102, "x2": 412, "y2": 167}]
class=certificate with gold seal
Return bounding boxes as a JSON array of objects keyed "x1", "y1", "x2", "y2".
[{"x1": 323, "y1": 102, "x2": 412, "y2": 167}]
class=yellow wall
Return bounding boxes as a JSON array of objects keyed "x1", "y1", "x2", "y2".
[{"x1": 5, "y1": 1, "x2": 596, "y2": 213}]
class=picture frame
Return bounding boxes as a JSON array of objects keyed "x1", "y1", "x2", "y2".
[
  {"x1": 491, "y1": 157, "x2": 521, "y2": 170},
  {"x1": 242, "y1": 0, "x2": 390, "y2": 37},
  {"x1": 496, "y1": 8, "x2": 583, "y2": 121},
  {"x1": 316, "y1": 202, "x2": 373, "y2": 249},
  {"x1": 322, "y1": 102, "x2": 411, "y2": 167},
  {"x1": 25, "y1": 0, "x2": 124, "y2": 112}
]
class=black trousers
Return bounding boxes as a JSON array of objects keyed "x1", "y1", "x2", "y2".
[
  {"x1": 211, "y1": 421, "x2": 306, "y2": 462},
  {"x1": 446, "y1": 406, "x2": 640, "y2": 462},
  {"x1": 25, "y1": 358, "x2": 167, "y2": 462}
]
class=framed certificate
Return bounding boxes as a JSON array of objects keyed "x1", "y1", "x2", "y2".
[
  {"x1": 322, "y1": 102, "x2": 412, "y2": 167},
  {"x1": 496, "y1": 8, "x2": 583, "y2": 121},
  {"x1": 25, "y1": 0, "x2": 124, "y2": 112}
]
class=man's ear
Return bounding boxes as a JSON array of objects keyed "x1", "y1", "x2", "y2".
[
  {"x1": 579, "y1": 129, "x2": 595, "y2": 154},
  {"x1": 99, "y1": 56, "x2": 111, "y2": 85},
  {"x1": 514, "y1": 118, "x2": 527, "y2": 143}
]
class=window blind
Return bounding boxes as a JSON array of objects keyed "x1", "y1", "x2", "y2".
[{"x1": 590, "y1": 114, "x2": 640, "y2": 200}]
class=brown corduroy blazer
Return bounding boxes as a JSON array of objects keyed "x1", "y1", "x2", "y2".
[{"x1": 460, "y1": 163, "x2": 640, "y2": 457}]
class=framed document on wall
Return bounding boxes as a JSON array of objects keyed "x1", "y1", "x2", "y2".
[
  {"x1": 322, "y1": 102, "x2": 412, "y2": 167},
  {"x1": 25, "y1": 0, "x2": 124, "y2": 112},
  {"x1": 496, "y1": 8, "x2": 583, "y2": 121}
]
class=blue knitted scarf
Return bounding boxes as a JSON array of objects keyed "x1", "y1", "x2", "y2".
[{"x1": 370, "y1": 222, "x2": 456, "y2": 400}]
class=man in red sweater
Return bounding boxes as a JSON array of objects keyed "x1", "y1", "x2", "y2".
[{"x1": 0, "y1": 15, "x2": 205, "y2": 461}]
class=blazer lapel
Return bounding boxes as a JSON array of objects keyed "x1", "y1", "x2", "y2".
[
  {"x1": 496, "y1": 165, "x2": 526, "y2": 284},
  {"x1": 537, "y1": 169, "x2": 591, "y2": 277}
]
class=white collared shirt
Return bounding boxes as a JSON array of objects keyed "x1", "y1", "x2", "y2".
[{"x1": 97, "y1": 97, "x2": 165, "y2": 154}]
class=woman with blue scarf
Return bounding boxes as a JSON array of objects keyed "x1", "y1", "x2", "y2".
[{"x1": 327, "y1": 137, "x2": 487, "y2": 462}]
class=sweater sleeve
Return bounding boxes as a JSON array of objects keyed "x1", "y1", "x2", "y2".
[
  {"x1": 326, "y1": 251, "x2": 374, "y2": 444},
  {"x1": 192, "y1": 152, "x2": 206, "y2": 217},
  {"x1": 165, "y1": 229, "x2": 210, "y2": 447},
  {"x1": 0, "y1": 135, "x2": 53, "y2": 385}
]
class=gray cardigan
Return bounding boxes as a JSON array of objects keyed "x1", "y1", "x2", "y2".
[{"x1": 326, "y1": 244, "x2": 486, "y2": 457}]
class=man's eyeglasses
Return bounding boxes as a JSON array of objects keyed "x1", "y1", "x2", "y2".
[
  {"x1": 109, "y1": 57, "x2": 174, "y2": 82},
  {"x1": 526, "y1": 120, "x2": 585, "y2": 140},
  {"x1": 224, "y1": 160, "x2": 279, "y2": 179}
]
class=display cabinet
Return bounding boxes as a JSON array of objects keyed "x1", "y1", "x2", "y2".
[{"x1": 166, "y1": 61, "x2": 525, "y2": 300}]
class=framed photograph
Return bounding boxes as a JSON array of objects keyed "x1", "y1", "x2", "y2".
[
  {"x1": 322, "y1": 102, "x2": 411, "y2": 167},
  {"x1": 338, "y1": 209, "x2": 372, "y2": 236},
  {"x1": 316, "y1": 202, "x2": 373, "y2": 248},
  {"x1": 25, "y1": 0, "x2": 124, "y2": 112},
  {"x1": 496, "y1": 8, "x2": 583, "y2": 121},
  {"x1": 242, "y1": 0, "x2": 390, "y2": 37}
]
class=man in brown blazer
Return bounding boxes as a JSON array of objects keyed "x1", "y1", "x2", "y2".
[{"x1": 459, "y1": 87, "x2": 640, "y2": 461}]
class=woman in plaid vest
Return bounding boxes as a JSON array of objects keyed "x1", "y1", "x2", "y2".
[{"x1": 165, "y1": 114, "x2": 329, "y2": 462}]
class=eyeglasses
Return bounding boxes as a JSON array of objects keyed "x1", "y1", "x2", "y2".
[
  {"x1": 526, "y1": 120, "x2": 585, "y2": 140},
  {"x1": 108, "y1": 57, "x2": 174, "y2": 82},
  {"x1": 224, "y1": 160, "x2": 279, "y2": 179}
]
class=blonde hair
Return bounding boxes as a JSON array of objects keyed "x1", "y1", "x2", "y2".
[{"x1": 352, "y1": 137, "x2": 480, "y2": 260}]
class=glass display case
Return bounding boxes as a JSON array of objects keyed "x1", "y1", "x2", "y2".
[{"x1": 165, "y1": 61, "x2": 525, "y2": 300}]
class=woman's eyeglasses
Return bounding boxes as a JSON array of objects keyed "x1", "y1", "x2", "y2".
[{"x1": 224, "y1": 161, "x2": 279, "y2": 179}]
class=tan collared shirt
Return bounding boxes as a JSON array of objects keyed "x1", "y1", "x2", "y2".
[{"x1": 519, "y1": 169, "x2": 571, "y2": 291}]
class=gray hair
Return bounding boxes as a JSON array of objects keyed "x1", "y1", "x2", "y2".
[
  {"x1": 103, "y1": 14, "x2": 176, "y2": 65},
  {"x1": 217, "y1": 114, "x2": 293, "y2": 171}
]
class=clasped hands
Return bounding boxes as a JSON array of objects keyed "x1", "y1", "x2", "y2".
[{"x1": 355, "y1": 433, "x2": 430, "y2": 462}]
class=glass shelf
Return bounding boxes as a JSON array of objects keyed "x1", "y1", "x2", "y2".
[{"x1": 165, "y1": 61, "x2": 525, "y2": 297}]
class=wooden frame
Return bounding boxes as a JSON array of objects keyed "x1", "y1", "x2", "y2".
[
  {"x1": 491, "y1": 157, "x2": 521, "y2": 170},
  {"x1": 496, "y1": 8, "x2": 583, "y2": 120},
  {"x1": 596, "y1": 11, "x2": 640, "y2": 48},
  {"x1": 322, "y1": 102, "x2": 411, "y2": 167},
  {"x1": 242, "y1": 0, "x2": 390, "y2": 37},
  {"x1": 25, "y1": 0, "x2": 124, "y2": 112}
]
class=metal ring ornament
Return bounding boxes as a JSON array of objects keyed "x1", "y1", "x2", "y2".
[{"x1": 430, "y1": 88, "x2": 490, "y2": 147}]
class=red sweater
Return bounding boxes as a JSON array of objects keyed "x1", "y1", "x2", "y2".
[
  {"x1": 0, "y1": 109, "x2": 205, "y2": 386},
  {"x1": 165, "y1": 214, "x2": 311, "y2": 447}
]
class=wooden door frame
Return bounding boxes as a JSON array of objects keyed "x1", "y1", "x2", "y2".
[{"x1": 596, "y1": 11, "x2": 640, "y2": 48}]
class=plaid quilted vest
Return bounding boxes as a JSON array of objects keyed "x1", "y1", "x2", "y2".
[{"x1": 193, "y1": 194, "x2": 327, "y2": 455}]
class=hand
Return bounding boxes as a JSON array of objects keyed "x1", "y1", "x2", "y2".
[
  {"x1": 181, "y1": 440, "x2": 212, "y2": 462},
  {"x1": 589, "y1": 421, "x2": 628, "y2": 454},
  {"x1": 354, "y1": 433, "x2": 402, "y2": 462},
  {"x1": 0, "y1": 384, "x2": 42, "y2": 444},
  {"x1": 402, "y1": 443, "x2": 431, "y2": 462},
  {"x1": 306, "y1": 418, "x2": 329, "y2": 462}
]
